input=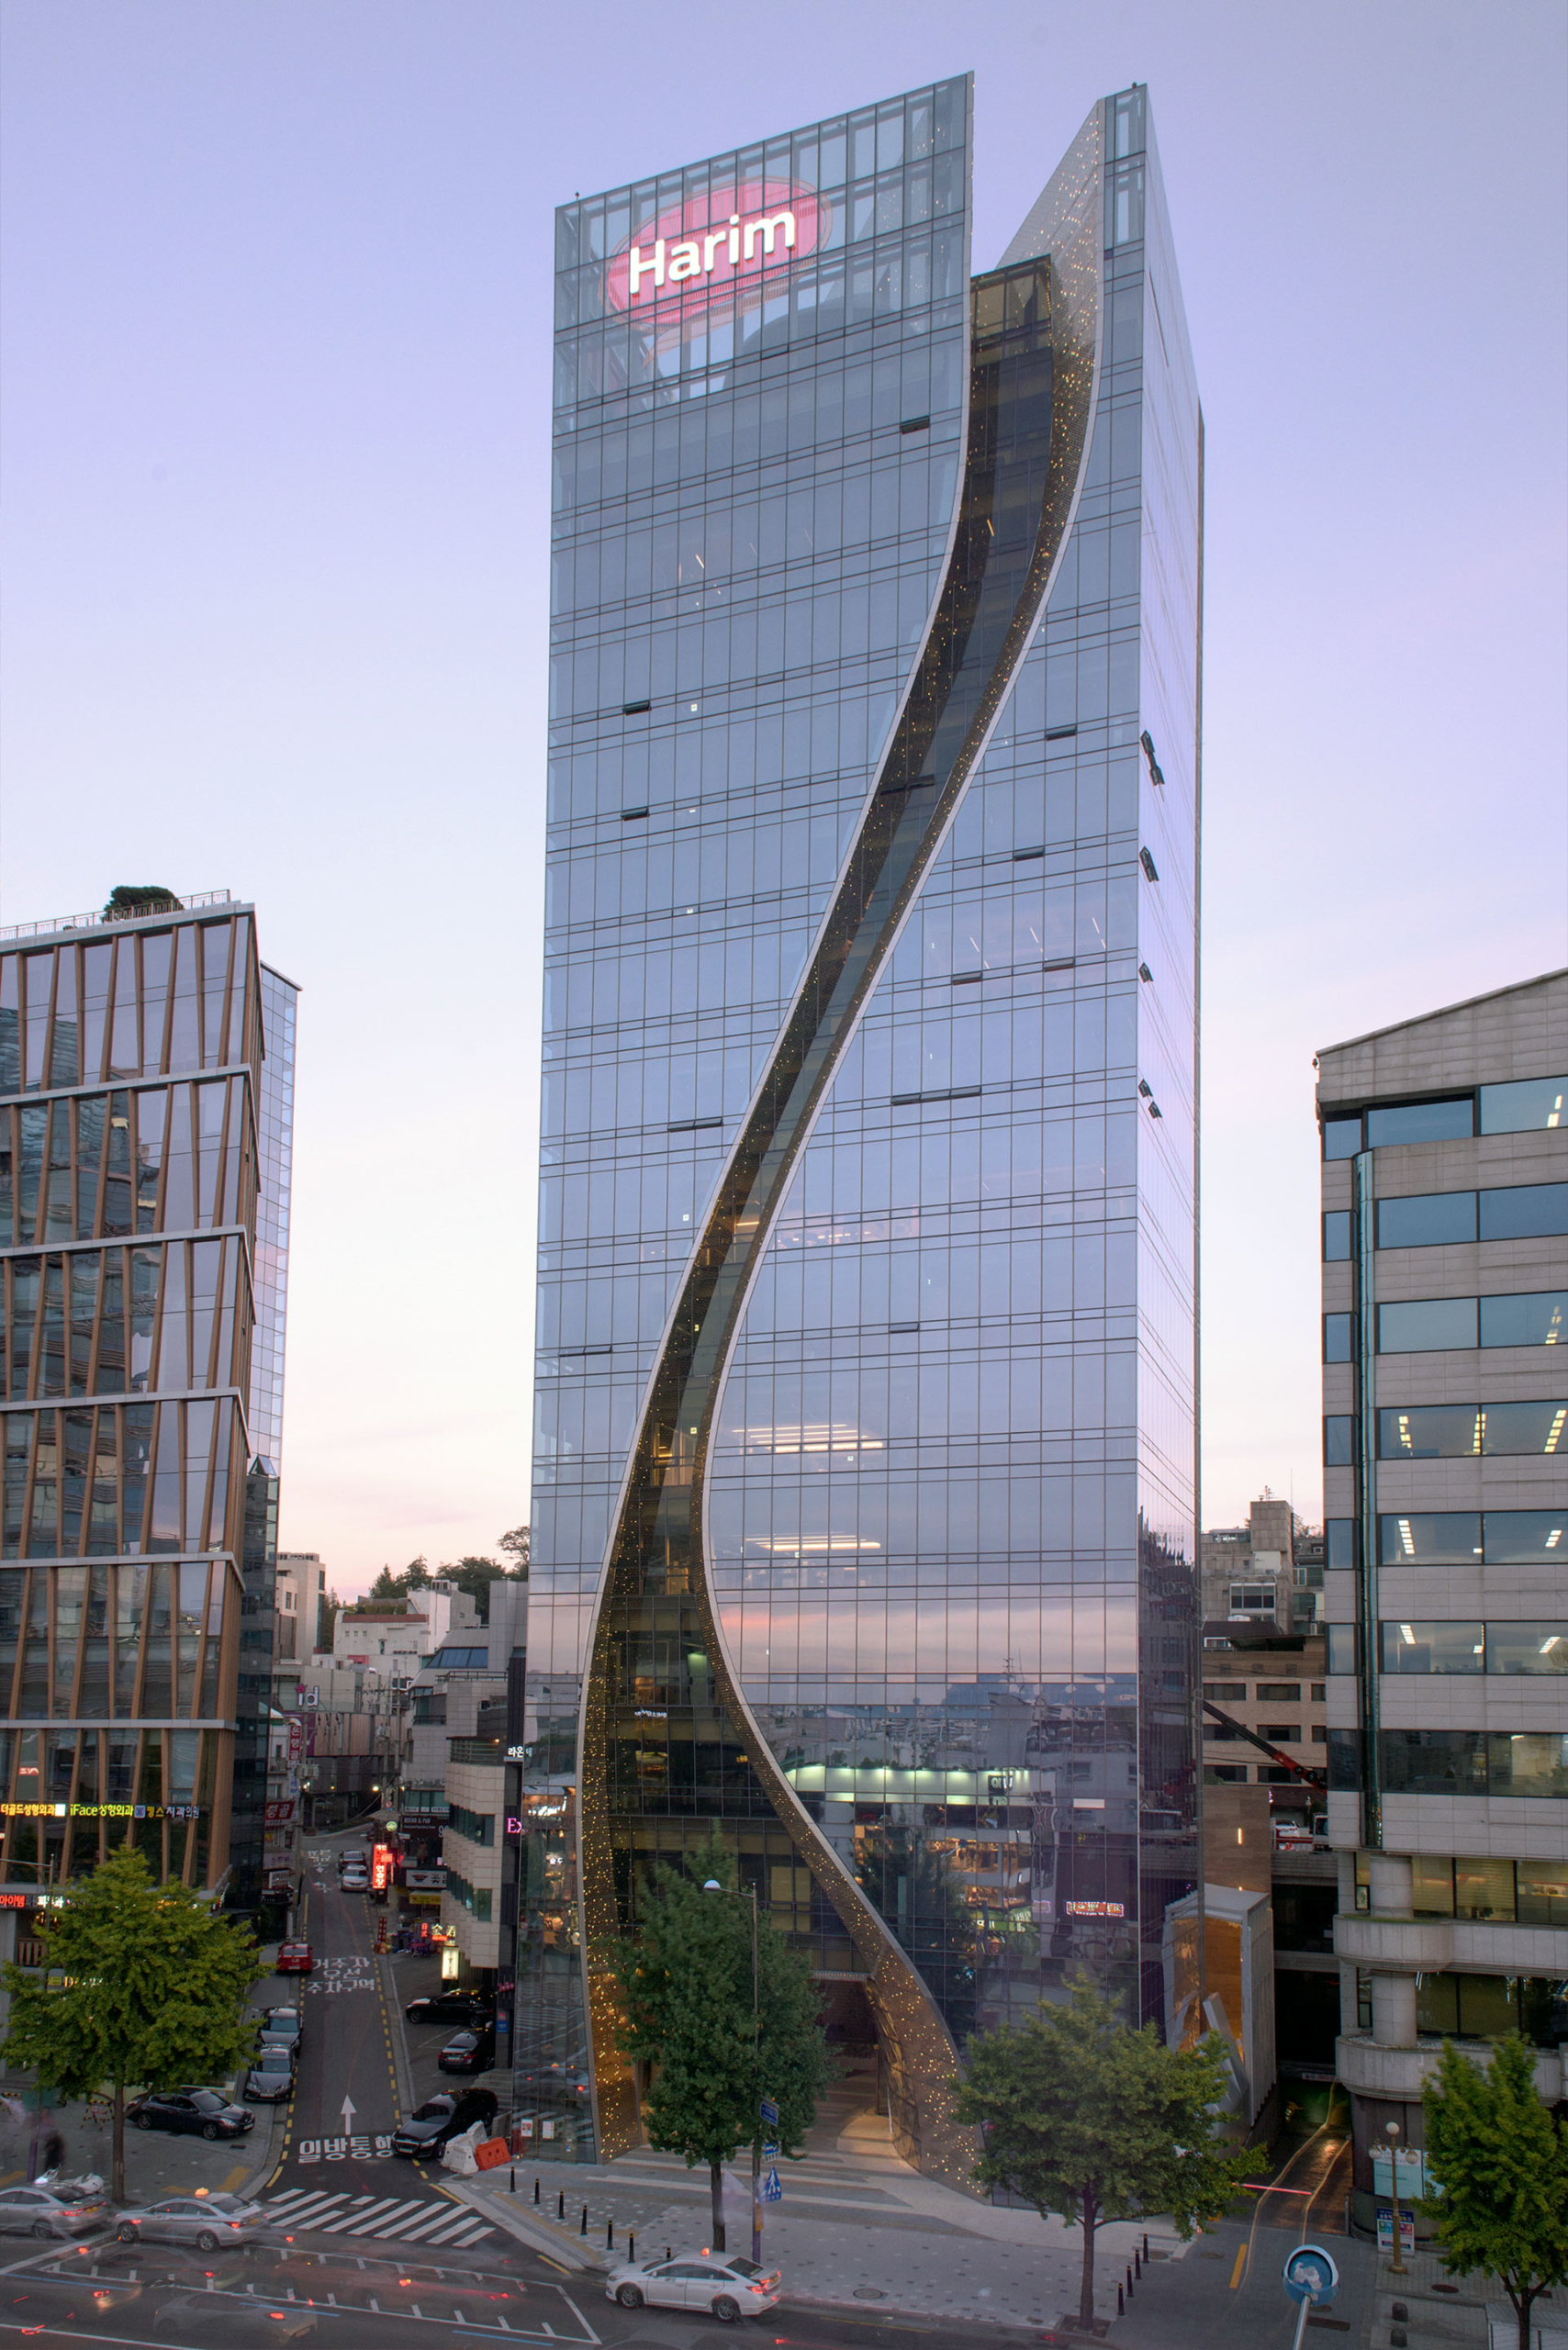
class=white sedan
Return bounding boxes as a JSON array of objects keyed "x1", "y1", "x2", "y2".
[{"x1": 604, "y1": 2251, "x2": 780, "y2": 2321}]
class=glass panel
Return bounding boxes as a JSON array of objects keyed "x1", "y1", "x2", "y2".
[
  {"x1": 1454, "y1": 1859, "x2": 1514, "y2": 1920},
  {"x1": 1325, "y1": 1519, "x2": 1356, "y2": 1570},
  {"x1": 1375, "y1": 1192, "x2": 1475, "y2": 1248},
  {"x1": 1410, "y1": 1854, "x2": 1453, "y2": 1916},
  {"x1": 1482, "y1": 1509, "x2": 1567, "y2": 1562},
  {"x1": 1480, "y1": 1291, "x2": 1568, "y2": 1348},
  {"x1": 1325, "y1": 1622, "x2": 1357, "y2": 1674},
  {"x1": 1485, "y1": 1623, "x2": 1568, "y2": 1674},
  {"x1": 1379, "y1": 1620, "x2": 1483, "y2": 1672},
  {"x1": 1378, "y1": 1404, "x2": 1481, "y2": 1459},
  {"x1": 1454, "y1": 1974, "x2": 1516, "y2": 2038},
  {"x1": 1323, "y1": 1313, "x2": 1354, "y2": 1362},
  {"x1": 1322, "y1": 1117, "x2": 1361, "y2": 1160},
  {"x1": 1517, "y1": 1863, "x2": 1568, "y2": 1927},
  {"x1": 1478, "y1": 1076, "x2": 1566, "y2": 1134},
  {"x1": 1322, "y1": 1210, "x2": 1351, "y2": 1260},
  {"x1": 1380, "y1": 1729, "x2": 1486, "y2": 1795},
  {"x1": 1323, "y1": 1416, "x2": 1353, "y2": 1465},
  {"x1": 1365, "y1": 1097, "x2": 1473, "y2": 1147},
  {"x1": 1478, "y1": 1181, "x2": 1568, "y2": 1240},
  {"x1": 1487, "y1": 1733, "x2": 1568, "y2": 1798},
  {"x1": 1378, "y1": 1513, "x2": 1481, "y2": 1565},
  {"x1": 1377, "y1": 1298, "x2": 1476, "y2": 1353}
]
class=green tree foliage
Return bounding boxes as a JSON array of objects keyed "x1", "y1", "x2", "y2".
[
  {"x1": 953, "y1": 1976, "x2": 1253, "y2": 2331},
  {"x1": 611, "y1": 1837, "x2": 832, "y2": 2251},
  {"x1": 0, "y1": 1849, "x2": 263, "y2": 2206},
  {"x1": 855, "y1": 1826, "x2": 976, "y2": 2041},
  {"x1": 102, "y1": 885, "x2": 182, "y2": 922},
  {"x1": 362, "y1": 1536, "x2": 527, "y2": 1625},
  {"x1": 1421, "y1": 2033, "x2": 1568, "y2": 2350},
  {"x1": 498, "y1": 1525, "x2": 530, "y2": 1578}
]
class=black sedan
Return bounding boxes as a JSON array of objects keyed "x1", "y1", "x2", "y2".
[
  {"x1": 243, "y1": 2047, "x2": 296, "y2": 2104},
  {"x1": 128, "y1": 2088, "x2": 255, "y2": 2141},
  {"x1": 390, "y1": 2089, "x2": 498, "y2": 2159},
  {"x1": 404, "y1": 1989, "x2": 489, "y2": 2027},
  {"x1": 437, "y1": 2027, "x2": 495, "y2": 2076},
  {"x1": 257, "y1": 2005, "x2": 303, "y2": 2056}
]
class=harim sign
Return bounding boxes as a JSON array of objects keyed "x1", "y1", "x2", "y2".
[{"x1": 605, "y1": 178, "x2": 830, "y2": 329}]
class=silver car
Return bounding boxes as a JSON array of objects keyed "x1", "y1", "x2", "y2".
[
  {"x1": 117, "y1": 2192, "x2": 270, "y2": 2251},
  {"x1": 0, "y1": 2182, "x2": 109, "y2": 2239},
  {"x1": 604, "y1": 2251, "x2": 781, "y2": 2321}
]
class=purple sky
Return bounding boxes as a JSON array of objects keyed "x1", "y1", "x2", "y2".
[{"x1": 2, "y1": 2, "x2": 1563, "y2": 1593}]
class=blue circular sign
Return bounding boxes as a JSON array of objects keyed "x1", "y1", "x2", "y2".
[{"x1": 1282, "y1": 2244, "x2": 1339, "y2": 2306}]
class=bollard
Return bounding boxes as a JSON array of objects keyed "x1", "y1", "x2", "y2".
[
  {"x1": 557, "y1": 2190, "x2": 565, "y2": 2221},
  {"x1": 666, "y1": 2246, "x2": 672, "y2": 2262},
  {"x1": 533, "y1": 2178, "x2": 541, "y2": 2206},
  {"x1": 628, "y1": 2233, "x2": 634, "y2": 2263},
  {"x1": 1126, "y1": 2263, "x2": 1134, "y2": 2298},
  {"x1": 1117, "y1": 2284, "x2": 1124, "y2": 2316},
  {"x1": 510, "y1": 2166, "x2": 516, "y2": 2196},
  {"x1": 1135, "y1": 2248, "x2": 1141, "y2": 2279},
  {"x1": 1143, "y1": 2232, "x2": 1149, "y2": 2262},
  {"x1": 606, "y1": 2219, "x2": 613, "y2": 2251},
  {"x1": 579, "y1": 2206, "x2": 588, "y2": 2237}
]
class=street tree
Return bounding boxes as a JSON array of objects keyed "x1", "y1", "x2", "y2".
[
  {"x1": 953, "y1": 1976, "x2": 1253, "y2": 2332},
  {"x1": 611, "y1": 1837, "x2": 831, "y2": 2251},
  {"x1": 0, "y1": 1848, "x2": 263, "y2": 2205},
  {"x1": 1421, "y1": 2033, "x2": 1568, "y2": 2350}
]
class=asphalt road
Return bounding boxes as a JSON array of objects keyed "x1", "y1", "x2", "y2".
[{"x1": 0, "y1": 2232, "x2": 1039, "y2": 2349}]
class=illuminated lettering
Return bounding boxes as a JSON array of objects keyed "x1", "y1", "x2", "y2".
[
  {"x1": 744, "y1": 209, "x2": 795, "y2": 261},
  {"x1": 626, "y1": 237, "x2": 666, "y2": 295},
  {"x1": 727, "y1": 212, "x2": 741, "y2": 263},
  {"x1": 701, "y1": 229, "x2": 727, "y2": 272},
  {"x1": 668, "y1": 240, "x2": 701, "y2": 282}
]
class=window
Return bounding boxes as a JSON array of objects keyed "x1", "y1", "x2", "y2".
[
  {"x1": 1324, "y1": 1313, "x2": 1355, "y2": 1362},
  {"x1": 1323, "y1": 1416, "x2": 1354, "y2": 1464},
  {"x1": 1259, "y1": 1724, "x2": 1299, "y2": 1742},
  {"x1": 1327, "y1": 1625, "x2": 1358, "y2": 1676},
  {"x1": 1379, "y1": 1621, "x2": 1484, "y2": 1673},
  {"x1": 1311, "y1": 1725, "x2": 1327, "y2": 1742},
  {"x1": 1311, "y1": 1681, "x2": 1326, "y2": 1701},
  {"x1": 1379, "y1": 1399, "x2": 1566, "y2": 1457},
  {"x1": 1376, "y1": 1191, "x2": 1476, "y2": 1248},
  {"x1": 1203, "y1": 1682, "x2": 1246, "y2": 1700},
  {"x1": 1493, "y1": 1736, "x2": 1568, "y2": 1798},
  {"x1": 1482, "y1": 1510, "x2": 1568, "y2": 1561},
  {"x1": 1379, "y1": 1513, "x2": 1481, "y2": 1564},
  {"x1": 1478, "y1": 1182, "x2": 1568, "y2": 1240},
  {"x1": 1365, "y1": 1097, "x2": 1474, "y2": 1147},
  {"x1": 1518, "y1": 1863, "x2": 1568, "y2": 1927},
  {"x1": 1480, "y1": 1291, "x2": 1566, "y2": 1348},
  {"x1": 1377, "y1": 1298, "x2": 1477, "y2": 1353},
  {"x1": 1256, "y1": 1683, "x2": 1301, "y2": 1701},
  {"x1": 1205, "y1": 1764, "x2": 1247, "y2": 1783},
  {"x1": 1380, "y1": 1729, "x2": 1487, "y2": 1795},
  {"x1": 1326, "y1": 1728, "x2": 1361, "y2": 1788},
  {"x1": 1323, "y1": 1211, "x2": 1352, "y2": 1260},
  {"x1": 1323, "y1": 1117, "x2": 1362, "y2": 1160},
  {"x1": 1478, "y1": 1076, "x2": 1566, "y2": 1135},
  {"x1": 1484, "y1": 1624, "x2": 1568, "y2": 1675},
  {"x1": 1325, "y1": 1520, "x2": 1357, "y2": 1570},
  {"x1": 1228, "y1": 1584, "x2": 1274, "y2": 1615},
  {"x1": 1411, "y1": 1855, "x2": 1455, "y2": 1916}
]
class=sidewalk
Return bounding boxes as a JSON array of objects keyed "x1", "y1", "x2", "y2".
[{"x1": 449, "y1": 2103, "x2": 1193, "y2": 2334}]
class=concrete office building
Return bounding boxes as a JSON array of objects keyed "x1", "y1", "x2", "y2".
[
  {"x1": 0, "y1": 890, "x2": 295, "y2": 1905},
  {"x1": 1201, "y1": 1491, "x2": 1323, "y2": 1633},
  {"x1": 523, "y1": 75, "x2": 1203, "y2": 2174},
  {"x1": 1319, "y1": 970, "x2": 1568, "y2": 2230}
]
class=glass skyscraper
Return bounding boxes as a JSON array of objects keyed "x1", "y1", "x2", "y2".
[
  {"x1": 0, "y1": 891, "x2": 295, "y2": 1902},
  {"x1": 523, "y1": 78, "x2": 1202, "y2": 2177}
]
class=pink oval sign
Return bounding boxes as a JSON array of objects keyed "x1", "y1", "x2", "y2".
[{"x1": 604, "y1": 177, "x2": 831, "y2": 327}]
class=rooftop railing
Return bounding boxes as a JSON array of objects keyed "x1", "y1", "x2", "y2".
[{"x1": 0, "y1": 889, "x2": 233, "y2": 943}]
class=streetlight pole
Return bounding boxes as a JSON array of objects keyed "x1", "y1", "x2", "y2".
[{"x1": 704, "y1": 1877, "x2": 762, "y2": 2263}]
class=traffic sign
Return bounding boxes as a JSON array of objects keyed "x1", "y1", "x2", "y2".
[
  {"x1": 762, "y1": 2168, "x2": 783, "y2": 2203},
  {"x1": 759, "y1": 2098, "x2": 779, "y2": 2126},
  {"x1": 762, "y1": 2142, "x2": 779, "y2": 2161},
  {"x1": 1282, "y1": 2244, "x2": 1338, "y2": 2306}
]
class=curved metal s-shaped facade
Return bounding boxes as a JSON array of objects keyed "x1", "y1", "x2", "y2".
[{"x1": 522, "y1": 81, "x2": 1202, "y2": 2179}]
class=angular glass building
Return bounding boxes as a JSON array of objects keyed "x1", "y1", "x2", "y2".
[
  {"x1": 0, "y1": 892, "x2": 295, "y2": 1901},
  {"x1": 523, "y1": 77, "x2": 1202, "y2": 2176}
]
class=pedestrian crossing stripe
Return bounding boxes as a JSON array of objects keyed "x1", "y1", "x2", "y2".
[{"x1": 263, "y1": 2187, "x2": 494, "y2": 2247}]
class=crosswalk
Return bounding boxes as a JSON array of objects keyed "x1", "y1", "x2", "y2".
[{"x1": 263, "y1": 2187, "x2": 496, "y2": 2249}]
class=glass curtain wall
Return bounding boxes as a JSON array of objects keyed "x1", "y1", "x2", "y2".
[
  {"x1": 523, "y1": 80, "x2": 1201, "y2": 2176},
  {"x1": 0, "y1": 904, "x2": 266, "y2": 1889}
]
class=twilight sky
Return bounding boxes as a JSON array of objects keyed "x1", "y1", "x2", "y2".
[{"x1": 1, "y1": 1, "x2": 1563, "y2": 1595}]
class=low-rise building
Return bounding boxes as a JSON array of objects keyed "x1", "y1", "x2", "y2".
[
  {"x1": 1201, "y1": 1622, "x2": 1328, "y2": 1826},
  {"x1": 1201, "y1": 1493, "x2": 1324, "y2": 1633}
]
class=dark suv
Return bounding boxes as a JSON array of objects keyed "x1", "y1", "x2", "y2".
[
  {"x1": 404, "y1": 1989, "x2": 490, "y2": 2027},
  {"x1": 390, "y1": 2088, "x2": 498, "y2": 2160}
]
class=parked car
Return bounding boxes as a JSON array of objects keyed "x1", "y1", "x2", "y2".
[
  {"x1": 118, "y1": 2193, "x2": 270, "y2": 2251},
  {"x1": 436, "y1": 2027, "x2": 495, "y2": 2076},
  {"x1": 404, "y1": 1989, "x2": 488, "y2": 2027},
  {"x1": 276, "y1": 1941, "x2": 314, "y2": 1974},
  {"x1": 0, "y1": 2182, "x2": 109, "y2": 2240},
  {"x1": 257, "y1": 2006, "x2": 303, "y2": 2056},
  {"x1": 389, "y1": 2088, "x2": 498, "y2": 2160},
  {"x1": 604, "y1": 2252, "x2": 781, "y2": 2321},
  {"x1": 243, "y1": 2048, "x2": 296, "y2": 2104},
  {"x1": 127, "y1": 2089, "x2": 255, "y2": 2142}
]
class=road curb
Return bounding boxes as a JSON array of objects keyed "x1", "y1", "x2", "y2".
[{"x1": 442, "y1": 2176, "x2": 609, "y2": 2272}]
